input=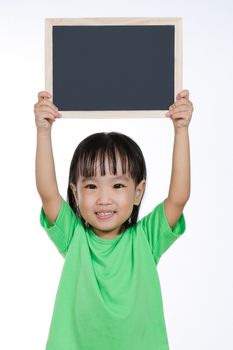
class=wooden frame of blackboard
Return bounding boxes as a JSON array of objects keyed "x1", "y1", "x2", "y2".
[{"x1": 45, "y1": 17, "x2": 182, "y2": 118}]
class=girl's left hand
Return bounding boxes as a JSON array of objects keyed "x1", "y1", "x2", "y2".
[{"x1": 166, "y1": 90, "x2": 194, "y2": 130}]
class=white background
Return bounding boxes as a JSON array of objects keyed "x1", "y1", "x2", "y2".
[{"x1": 0, "y1": 0, "x2": 233, "y2": 349}]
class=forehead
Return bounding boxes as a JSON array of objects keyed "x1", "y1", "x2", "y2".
[
  {"x1": 76, "y1": 150, "x2": 130, "y2": 179},
  {"x1": 79, "y1": 174, "x2": 131, "y2": 184},
  {"x1": 78, "y1": 156, "x2": 132, "y2": 184},
  {"x1": 92, "y1": 155, "x2": 128, "y2": 176}
]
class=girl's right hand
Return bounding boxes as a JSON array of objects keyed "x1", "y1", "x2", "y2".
[{"x1": 34, "y1": 91, "x2": 61, "y2": 132}]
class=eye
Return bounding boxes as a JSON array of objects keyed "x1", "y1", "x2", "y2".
[
  {"x1": 85, "y1": 184, "x2": 97, "y2": 189},
  {"x1": 113, "y1": 183, "x2": 126, "y2": 189}
]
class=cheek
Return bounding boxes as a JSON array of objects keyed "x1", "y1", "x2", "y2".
[
  {"x1": 79, "y1": 195, "x2": 92, "y2": 208},
  {"x1": 78, "y1": 189, "x2": 99, "y2": 210},
  {"x1": 120, "y1": 191, "x2": 136, "y2": 206},
  {"x1": 77, "y1": 190, "x2": 89, "y2": 207}
]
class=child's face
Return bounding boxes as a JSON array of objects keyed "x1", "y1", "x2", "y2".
[{"x1": 70, "y1": 156, "x2": 145, "y2": 239}]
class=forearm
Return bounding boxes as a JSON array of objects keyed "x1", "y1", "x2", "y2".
[
  {"x1": 167, "y1": 127, "x2": 191, "y2": 205},
  {"x1": 35, "y1": 130, "x2": 59, "y2": 200}
]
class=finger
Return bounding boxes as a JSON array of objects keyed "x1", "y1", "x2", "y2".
[
  {"x1": 177, "y1": 99, "x2": 192, "y2": 106},
  {"x1": 36, "y1": 105, "x2": 59, "y2": 117},
  {"x1": 171, "y1": 108, "x2": 189, "y2": 116},
  {"x1": 35, "y1": 99, "x2": 59, "y2": 113},
  {"x1": 38, "y1": 111, "x2": 56, "y2": 121},
  {"x1": 38, "y1": 91, "x2": 52, "y2": 102},
  {"x1": 169, "y1": 105, "x2": 192, "y2": 114},
  {"x1": 170, "y1": 106, "x2": 193, "y2": 118},
  {"x1": 176, "y1": 89, "x2": 189, "y2": 100},
  {"x1": 171, "y1": 112, "x2": 190, "y2": 121},
  {"x1": 170, "y1": 99, "x2": 191, "y2": 109}
]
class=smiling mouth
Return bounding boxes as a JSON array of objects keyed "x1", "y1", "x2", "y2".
[{"x1": 95, "y1": 211, "x2": 116, "y2": 219}]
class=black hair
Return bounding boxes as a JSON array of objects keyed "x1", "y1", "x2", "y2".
[{"x1": 67, "y1": 132, "x2": 147, "y2": 229}]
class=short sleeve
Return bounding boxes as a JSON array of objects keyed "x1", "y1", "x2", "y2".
[
  {"x1": 139, "y1": 200, "x2": 186, "y2": 264},
  {"x1": 40, "y1": 197, "x2": 79, "y2": 257}
]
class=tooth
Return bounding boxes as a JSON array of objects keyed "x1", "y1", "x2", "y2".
[{"x1": 97, "y1": 211, "x2": 113, "y2": 217}]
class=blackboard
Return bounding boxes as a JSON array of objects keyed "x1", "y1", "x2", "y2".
[{"x1": 45, "y1": 18, "x2": 182, "y2": 118}]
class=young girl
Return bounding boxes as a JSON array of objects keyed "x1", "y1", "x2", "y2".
[{"x1": 34, "y1": 90, "x2": 193, "y2": 350}]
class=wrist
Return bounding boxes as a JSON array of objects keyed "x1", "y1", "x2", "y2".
[
  {"x1": 37, "y1": 128, "x2": 52, "y2": 137},
  {"x1": 174, "y1": 126, "x2": 189, "y2": 135}
]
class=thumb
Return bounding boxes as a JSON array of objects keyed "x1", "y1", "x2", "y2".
[
  {"x1": 38, "y1": 91, "x2": 52, "y2": 102},
  {"x1": 176, "y1": 89, "x2": 189, "y2": 100}
]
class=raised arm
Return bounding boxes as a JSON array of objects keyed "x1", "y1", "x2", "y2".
[
  {"x1": 164, "y1": 90, "x2": 194, "y2": 229},
  {"x1": 34, "y1": 91, "x2": 62, "y2": 225}
]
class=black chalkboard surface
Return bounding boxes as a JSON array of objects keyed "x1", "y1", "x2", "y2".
[{"x1": 45, "y1": 18, "x2": 182, "y2": 118}]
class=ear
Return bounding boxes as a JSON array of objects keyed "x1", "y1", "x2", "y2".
[
  {"x1": 70, "y1": 183, "x2": 79, "y2": 205},
  {"x1": 134, "y1": 180, "x2": 146, "y2": 206}
]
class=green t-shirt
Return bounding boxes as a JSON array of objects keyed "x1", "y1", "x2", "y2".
[{"x1": 40, "y1": 197, "x2": 186, "y2": 350}]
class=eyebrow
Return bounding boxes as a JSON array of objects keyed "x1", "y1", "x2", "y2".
[
  {"x1": 80, "y1": 175, "x2": 130, "y2": 183},
  {"x1": 111, "y1": 176, "x2": 130, "y2": 181}
]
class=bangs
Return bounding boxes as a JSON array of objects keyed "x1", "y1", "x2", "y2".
[
  {"x1": 69, "y1": 132, "x2": 146, "y2": 185},
  {"x1": 76, "y1": 144, "x2": 128, "y2": 178}
]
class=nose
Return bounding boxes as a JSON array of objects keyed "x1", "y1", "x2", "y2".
[{"x1": 96, "y1": 187, "x2": 113, "y2": 205}]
